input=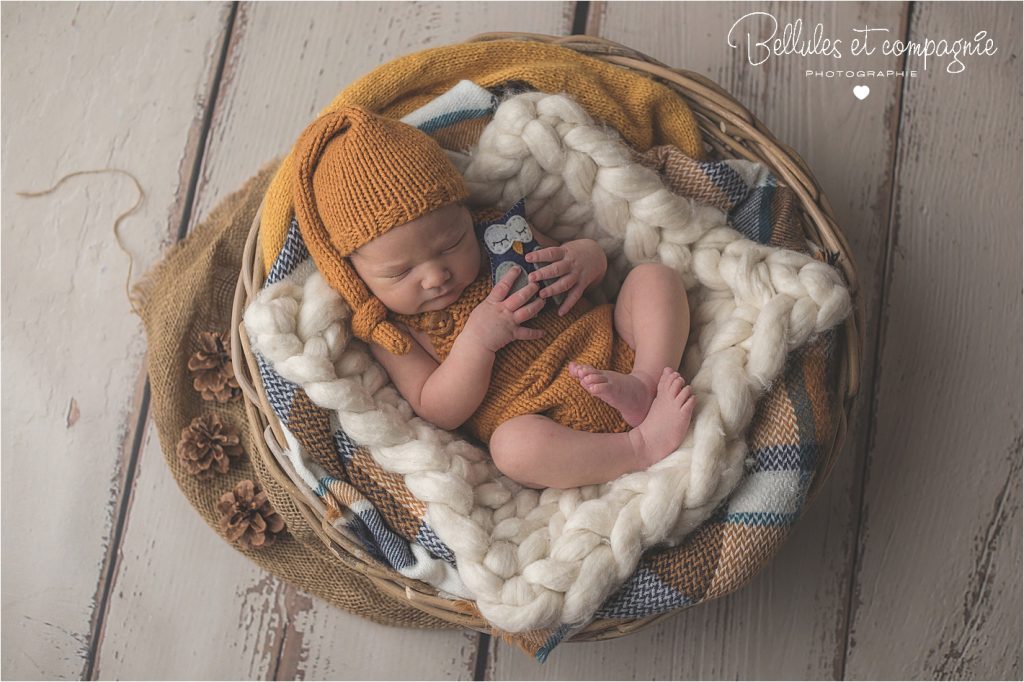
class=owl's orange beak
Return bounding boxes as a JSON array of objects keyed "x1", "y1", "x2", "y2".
[{"x1": 513, "y1": 241, "x2": 524, "y2": 255}]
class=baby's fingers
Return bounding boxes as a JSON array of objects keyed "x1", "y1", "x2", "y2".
[
  {"x1": 528, "y1": 260, "x2": 567, "y2": 283},
  {"x1": 540, "y1": 272, "x2": 578, "y2": 299},
  {"x1": 525, "y1": 246, "x2": 565, "y2": 264},
  {"x1": 503, "y1": 281, "x2": 541, "y2": 310},
  {"x1": 488, "y1": 265, "x2": 523, "y2": 302},
  {"x1": 512, "y1": 325, "x2": 545, "y2": 342},
  {"x1": 557, "y1": 284, "x2": 587, "y2": 317},
  {"x1": 513, "y1": 296, "x2": 546, "y2": 324}
]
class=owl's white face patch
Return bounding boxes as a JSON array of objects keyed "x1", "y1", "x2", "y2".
[{"x1": 483, "y1": 215, "x2": 533, "y2": 254}]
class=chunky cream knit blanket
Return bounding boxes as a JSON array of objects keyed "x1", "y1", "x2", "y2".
[{"x1": 244, "y1": 92, "x2": 852, "y2": 632}]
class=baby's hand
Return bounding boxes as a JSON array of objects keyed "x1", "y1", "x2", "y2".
[
  {"x1": 463, "y1": 265, "x2": 546, "y2": 353},
  {"x1": 526, "y1": 239, "x2": 607, "y2": 316}
]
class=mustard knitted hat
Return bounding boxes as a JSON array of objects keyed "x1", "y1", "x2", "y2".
[{"x1": 292, "y1": 105, "x2": 469, "y2": 355}]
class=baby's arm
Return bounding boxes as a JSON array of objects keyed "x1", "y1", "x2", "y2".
[
  {"x1": 368, "y1": 334, "x2": 492, "y2": 430},
  {"x1": 370, "y1": 266, "x2": 546, "y2": 430}
]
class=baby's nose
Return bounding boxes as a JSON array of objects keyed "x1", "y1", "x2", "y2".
[{"x1": 422, "y1": 265, "x2": 451, "y2": 289}]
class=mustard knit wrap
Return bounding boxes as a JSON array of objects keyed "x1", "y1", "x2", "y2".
[
  {"x1": 395, "y1": 272, "x2": 635, "y2": 443},
  {"x1": 261, "y1": 39, "x2": 704, "y2": 271}
]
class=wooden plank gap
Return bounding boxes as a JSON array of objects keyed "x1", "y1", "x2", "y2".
[
  {"x1": 267, "y1": 590, "x2": 289, "y2": 682},
  {"x1": 268, "y1": 587, "x2": 317, "y2": 679},
  {"x1": 177, "y1": 1, "x2": 239, "y2": 240},
  {"x1": 571, "y1": 1, "x2": 590, "y2": 36},
  {"x1": 177, "y1": 1, "x2": 240, "y2": 238},
  {"x1": 473, "y1": 632, "x2": 491, "y2": 680},
  {"x1": 83, "y1": 5, "x2": 240, "y2": 679},
  {"x1": 82, "y1": 378, "x2": 150, "y2": 681},
  {"x1": 836, "y1": 2, "x2": 916, "y2": 679},
  {"x1": 932, "y1": 442, "x2": 1022, "y2": 678}
]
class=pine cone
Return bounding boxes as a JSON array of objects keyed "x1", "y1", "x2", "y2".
[
  {"x1": 176, "y1": 413, "x2": 243, "y2": 479},
  {"x1": 216, "y1": 479, "x2": 286, "y2": 549},
  {"x1": 188, "y1": 331, "x2": 240, "y2": 402}
]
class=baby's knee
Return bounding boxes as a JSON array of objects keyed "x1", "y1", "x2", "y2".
[
  {"x1": 628, "y1": 262, "x2": 683, "y2": 291},
  {"x1": 489, "y1": 420, "x2": 529, "y2": 479},
  {"x1": 489, "y1": 417, "x2": 545, "y2": 487}
]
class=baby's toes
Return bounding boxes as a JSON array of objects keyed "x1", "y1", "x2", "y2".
[
  {"x1": 581, "y1": 373, "x2": 608, "y2": 388},
  {"x1": 658, "y1": 367, "x2": 674, "y2": 393},
  {"x1": 668, "y1": 373, "x2": 684, "y2": 397},
  {"x1": 675, "y1": 385, "x2": 693, "y2": 406},
  {"x1": 681, "y1": 394, "x2": 696, "y2": 417}
]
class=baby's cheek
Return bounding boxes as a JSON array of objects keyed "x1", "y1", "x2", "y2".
[{"x1": 363, "y1": 279, "x2": 386, "y2": 300}]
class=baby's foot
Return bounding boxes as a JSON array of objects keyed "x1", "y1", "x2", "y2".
[
  {"x1": 629, "y1": 368, "x2": 696, "y2": 469},
  {"x1": 569, "y1": 361, "x2": 654, "y2": 427}
]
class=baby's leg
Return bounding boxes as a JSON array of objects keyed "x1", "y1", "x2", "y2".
[
  {"x1": 490, "y1": 368, "x2": 694, "y2": 489},
  {"x1": 571, "y1": 263, "x2": 691, "y2": 426}
]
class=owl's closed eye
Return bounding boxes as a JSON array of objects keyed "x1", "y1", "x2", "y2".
[{"x1": 483, "y1": 215, "x2": 534, "y2": 254}]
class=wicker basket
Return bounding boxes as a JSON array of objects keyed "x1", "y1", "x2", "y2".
[{"x1": 230, "y1": 32, "x2": 864, "y2": 641}]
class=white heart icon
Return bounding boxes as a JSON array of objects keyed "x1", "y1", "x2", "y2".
[{"x1": 853, "y1": 85, "x2": 870, "y2": 100}]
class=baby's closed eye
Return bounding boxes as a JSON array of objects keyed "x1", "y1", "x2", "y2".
[{"x1": 442, "y1": 234, "x2": 465, "y2": 253}]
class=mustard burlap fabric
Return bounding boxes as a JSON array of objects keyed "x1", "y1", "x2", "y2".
[
  {"x1": 136, "y1": 162, "x2": 453, "y2": 630},
  {"x1": 260, "y1": 39, "x2": 705, "y2": 271}
]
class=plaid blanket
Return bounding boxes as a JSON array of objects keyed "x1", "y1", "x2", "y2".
[{"x1": 251, "y1": 81, "x2": 840, "y2": 660}]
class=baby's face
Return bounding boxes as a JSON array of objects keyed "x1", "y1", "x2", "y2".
[{"x1": 350, "y1": 203, "x2": 482, "y2": 315}]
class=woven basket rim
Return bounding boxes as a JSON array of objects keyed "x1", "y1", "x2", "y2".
[{"x1": 230, "y1": 31, "x2": 865, "y2": 642}]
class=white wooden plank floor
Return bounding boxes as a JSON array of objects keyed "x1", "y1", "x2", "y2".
[
  {"x1": 2, "y1": 3, "x2": 231, "y2": 679},
  {"x1": 2, "y1": 2, "x2": 1020, "y2": 680}
]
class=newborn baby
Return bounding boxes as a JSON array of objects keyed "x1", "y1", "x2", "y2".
[{"x1": 292, "y1": 105, "x2": 694, "y2": 489}]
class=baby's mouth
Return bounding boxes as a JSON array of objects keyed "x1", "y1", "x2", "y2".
[{"x1": 429, "y1": 286, "x2": 457, "y2": 302}]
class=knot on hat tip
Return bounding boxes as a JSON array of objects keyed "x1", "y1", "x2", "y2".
[{"x1": 351, "y1": 296, "x2": 411, "y2": 355}]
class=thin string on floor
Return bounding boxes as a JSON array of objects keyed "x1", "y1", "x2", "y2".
[{"x1": 17, "y1": 168, "x2": 146, "y2": 315}]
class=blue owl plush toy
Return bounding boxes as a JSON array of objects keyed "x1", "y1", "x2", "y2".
[{"x1": 474, "y1": 198, "x2": 565, "y2": 309}]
